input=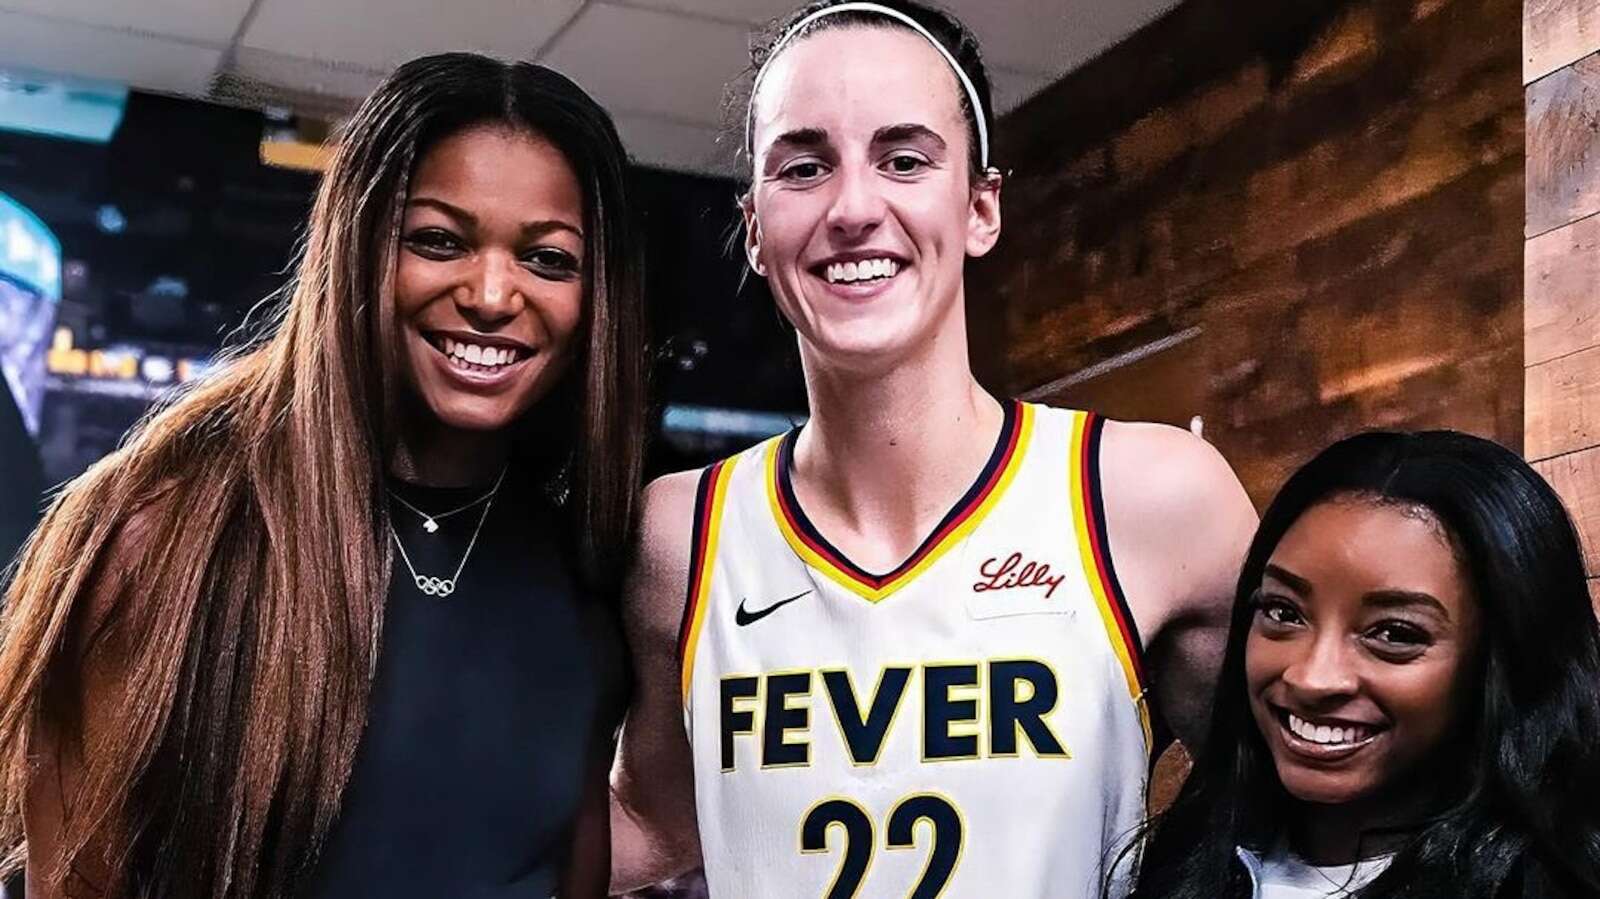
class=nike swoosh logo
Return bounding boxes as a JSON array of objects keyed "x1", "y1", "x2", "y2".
[{"x1": 735, "y1": 590, "x2": 812, "y2": 626}]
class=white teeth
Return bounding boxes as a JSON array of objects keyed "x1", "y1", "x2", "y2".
[
  {"x1": 1288, "y1": 713, "x2": 1371, "y2": 746},
  {"x1": 436, "y1": 337, "x2": 520, "y2": 369},
  {"x1": 825, "y1": 257, "x2": 900, "y2": 284}
]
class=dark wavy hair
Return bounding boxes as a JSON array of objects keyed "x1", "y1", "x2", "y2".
[
  {"x1": 1121, "y1": 430, "x2": 1600, "y2": 899},
  {"x1": 735, "y1": 0, "x2": 997, "y2": 184}
]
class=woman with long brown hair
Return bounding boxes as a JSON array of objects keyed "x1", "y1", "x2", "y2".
[{"x1": 0, "y1": 53, "x2": 645, "y2": 898}]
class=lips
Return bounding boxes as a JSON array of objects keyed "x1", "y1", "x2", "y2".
[
  {"x1": 423, "y1": 331, "x2": 533, "y2": 370},
  {"x1": 419, "y1": 330, "x2": 534, "y2": 386},
  {"x1": 823, "y1": 257, "x2": 900, "y2": 284},
  {"x1": 1273, "y1": 706, "x2": 1386, "y2": 762},
  {"x1": 804, "y1": 252, "x2": 910, "y2": 302}
]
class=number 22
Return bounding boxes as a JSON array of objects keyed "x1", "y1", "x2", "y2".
[{"x1": 800, "y1": 793, "x2": 963, "y2": 899}]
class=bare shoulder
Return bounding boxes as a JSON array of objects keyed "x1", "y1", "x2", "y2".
[
  {"x1": 1095, "y1": 420, "x2": 1256, "y2": 631},
  {"x1": 622, "y1": 469, "x2": 706, "y2": 648},
  {"x1": 1098, "y1": 420, "x2": 1246, "y2": 514}
]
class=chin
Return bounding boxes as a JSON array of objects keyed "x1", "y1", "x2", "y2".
[
  {"x1": 423, "y1": 395, "x2": 532, "y2": 433},
  {"x1": 808, "y1": 316, "x2": 931, "y2": 369},
  {"x1": 1276, "y1": 765, "x2": 1379, "y2": 806}
]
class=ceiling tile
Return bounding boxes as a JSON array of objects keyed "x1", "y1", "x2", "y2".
[
  {"x1": 227, "y1": 45, "x2": 385, "y2": 106},
  {"x1": 540, "y1": 3, "x2": 747, "y2": 126},
  {"x1": 0, "y1": 0, "x2": 252, "y2": 45},
  {"x1": 241, "y1": 0, "x2": 585, "y2": 74},
  {"x1": 0, "y1": 10, "x2": 222, "y2": 96},
  {"x1": 617, "y1": 0, "x2": 794, "y2": 27},
  {"x1": 946, "y1": 0, "x2": 1180, "y2": 75},
  {"x1": 988, "y1": 65, "x2": 1053, "y2": 115},
  {"x1": 612, "y1": 112, "x2": 727, "y2": 174}
]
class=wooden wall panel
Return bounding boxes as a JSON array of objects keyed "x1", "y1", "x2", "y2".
[
  {"x1": 1526, "y1": 0, "x2": 1600, "y2": 620},
  {"x1": 1527, "y1": 54, "x2": 1600, "y2": 236},
  {"x1": 1526, "y1": 215, "x2": 1600, "y2": 364},
  {"x1": 1533, "y1": 446, "x2": 1600, "y2": 576},
  {"x1": 1525, "y1": 344, "x2": 1600, "y2": 459},
  {"x1": 973, "y1": 0, "x2": 1522, "y2": 503},
  {"x1": 1525, "y1": 0, "x2": 1600, "y2": 84}
]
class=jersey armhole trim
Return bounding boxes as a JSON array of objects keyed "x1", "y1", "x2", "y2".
[
  {"x1": 1070, "y1": 411, "x2": 1154, "y2": 750},
  {"x1": 678, "y1": 456, "x2": 739, "y2": 704}
]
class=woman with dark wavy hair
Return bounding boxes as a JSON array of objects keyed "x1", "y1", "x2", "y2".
[
  {"x1": 1122, "y1": 430, "x2": 1600, "y2": 898},
  {"x1": 0, "y1": 53, "x2": 645, "y2": 898}
]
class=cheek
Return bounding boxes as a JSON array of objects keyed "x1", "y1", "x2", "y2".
[
  {"x1": 755, "y1": 196, "x2": 819, "y2": 259},
  {"x1": 1243, "y1": 628, "x2": 1286, "y2": 693},
  {"x1": 394, "y1": 256, "x2": 449, "y2": 315},
  {"x1": 1378, "y1": 658, "x2": 1470, "y2": 736},
  {"x1": 539, "y1": 287, "x2": 586, "y2": 353}
]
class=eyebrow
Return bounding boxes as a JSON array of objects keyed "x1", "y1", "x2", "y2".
[
  {"x1": 1362, "y1": 590, "x2": 1452, "y2": 619},
  {"x1": 873, "y1": 123, "x2": 947, "y2": 151},
  {"x1": 1264, "y1": 563, "x2": 1453, "y2": 620},
  {"x1": 767, "y1": 127, "x2": 830, "y2": 153},
  {"x1": 1262, "y1": 563, "x2": 1312, "y2": 594},
  {"x1": 405, "y1": 196, "x2": 583, "y2": 240}
]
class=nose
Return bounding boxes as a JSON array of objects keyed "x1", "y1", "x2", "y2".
[
  {"x1": 1280, "y1": 631, "x2": 1361, "y2": 703},
  {"x1": 824, "y1": 161, "x2": 885, "y2": 242},
  {"x1": 455, "y1": 250, "x2": 524, "y2": 326}
]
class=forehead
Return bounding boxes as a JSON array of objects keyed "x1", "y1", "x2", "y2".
[
  {"x1": 411, "y1": 124, "x2": 582, "y2": 213},
  {"x1": 1270, "y1": 499, "x2": 1468, "y2": 610},
  {"x1": 751, "y1": 25, "x2": 968, "y2": 151}
]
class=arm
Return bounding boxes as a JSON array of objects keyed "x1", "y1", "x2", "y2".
[
  {"x1": 609, "y1": 471, "x2": 703, "y2": 894},
  {"x1": 1100, "y1": 421, "x2": 1257, "y2": 753}
]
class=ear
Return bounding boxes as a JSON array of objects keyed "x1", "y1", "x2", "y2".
[
  {"x1": 740, "y1": 192, "x2": 767, "y2": 276},
  {"x1": 965, "y1": 168, "x2": 1003, "y2": 258}
]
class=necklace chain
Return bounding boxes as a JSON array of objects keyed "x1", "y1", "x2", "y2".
[
  {"x1": 388, "y1": 479, "x2": 501, "y2": 534},
  {"x1": 388, "y1": 467, "x2": 506, "y2": 597}
]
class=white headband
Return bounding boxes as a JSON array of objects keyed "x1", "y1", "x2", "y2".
[{"x1": 747, "y1": 1, "x2": 990, "y2": 169}]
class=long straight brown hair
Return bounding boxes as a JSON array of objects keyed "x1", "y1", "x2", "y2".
[{"x1": 0, "y1": 54, "x2": 646, "y2": 898}]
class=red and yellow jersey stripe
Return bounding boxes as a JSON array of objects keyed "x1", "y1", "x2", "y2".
[
  {"x1": 678, "y1": 455, "x2": 740, "y2": 701},
  {"x1": 1068, "y1": 410, "x2": 1153, "y2": 751}
]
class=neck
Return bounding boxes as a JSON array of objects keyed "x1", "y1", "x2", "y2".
[
  {"x1": 1291, "y1": 789, "x2": 1433, "y2": 866},
  {"x1": 389, "y1": 415, "x2": 510, "y2": 487},
  {"x1": 792, "y1": 298, "x2": 1003, "y2": 542}
]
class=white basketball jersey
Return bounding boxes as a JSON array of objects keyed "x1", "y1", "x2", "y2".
[{"x1": 679, "y1": 402, "x2": 1153, "y2": 898}]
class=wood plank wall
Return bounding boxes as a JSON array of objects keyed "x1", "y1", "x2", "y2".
[
  {"x1": 971, "y1": 0, "x2": 1524, "y2": 509},
  {"x1": 1527, "y1": 0, "x2": 1600, "y2": 607}
]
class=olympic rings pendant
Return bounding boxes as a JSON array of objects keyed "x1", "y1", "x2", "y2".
[{"x1": 414, "y1": 574, "x2": 456, "y2": 597}]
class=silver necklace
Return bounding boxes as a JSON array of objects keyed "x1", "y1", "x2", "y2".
[
  {"x1": 388, "y1": 479, "x2": 501, "y2": 534},
  {"x1": 388, "y1": 468, "x2": 506, "y2": 597}
]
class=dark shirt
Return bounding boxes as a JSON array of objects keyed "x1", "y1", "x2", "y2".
[{"x1": 307, "y1": 475, "x2": 625, "y2": 898}]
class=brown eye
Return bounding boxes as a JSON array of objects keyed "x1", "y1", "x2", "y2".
[
  {"x1": 779, "y1": 160, "x2": 829, "y2": 183},
  {"x1": 403, "y1": 228, "x2": 464, "y2": 258},
  {"x1": 1250, "y1": 591, "x2": 1305, "y2": 630},
  {"x1": 522, "y1": 248, "x2": 581, "y2": 281},
  {"x1": 883, "y1": 153, "x2": 930, "y2": 175},
  {"x1": 1367, "y1": 621, "x2": 1431, "y2": 647}
]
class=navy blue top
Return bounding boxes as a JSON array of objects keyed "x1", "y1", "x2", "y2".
[{"x1": 307, "y1": 475, "x2": 625, "y2": 898}]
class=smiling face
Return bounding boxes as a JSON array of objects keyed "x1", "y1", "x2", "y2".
[
  {"x1": 744, "y1": 24, "x2": 999, "y2": 372},
  {"x1": 1246, "y1": 497, "x2": 1481, "y2": 808},
  {"x1": 393, "y1": 123, "x2": 586, "y2": 433}
]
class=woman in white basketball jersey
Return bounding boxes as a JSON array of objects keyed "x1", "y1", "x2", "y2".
[{"x1": 611, "y1": 2, "x2": 1257, "y2": 896}]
